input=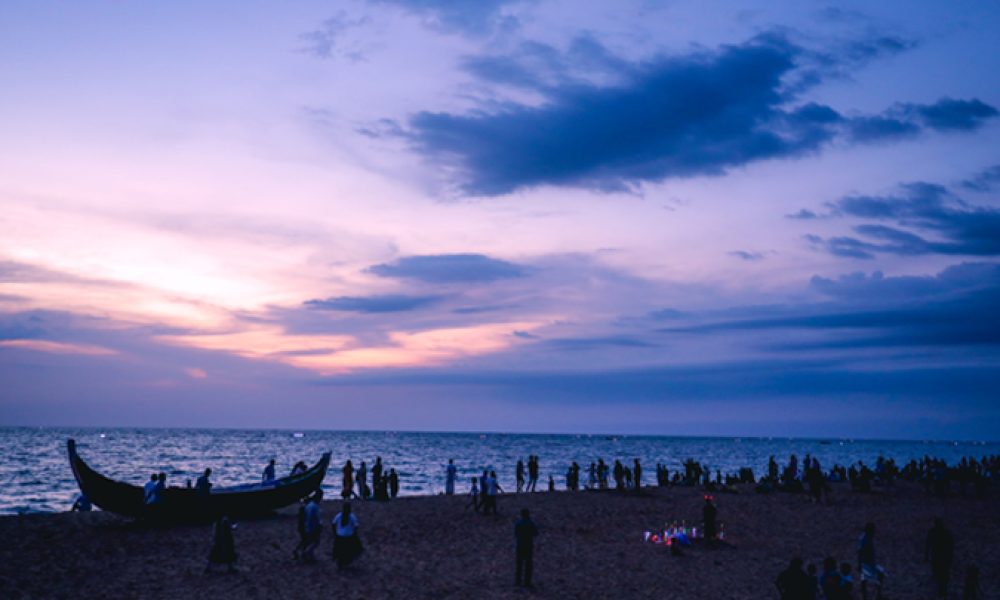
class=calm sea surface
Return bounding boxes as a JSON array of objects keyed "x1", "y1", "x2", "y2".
[{"x1": 1, "y1": 427, "x2": 996, "y2": 515}]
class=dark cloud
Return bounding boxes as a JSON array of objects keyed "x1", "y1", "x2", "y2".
[
  {"x1": 304, "y1": 294, "x2": 442, "y2": 313},
  {"x1": 728, "y1": 250, "x2": 766, "y2": 261},
  {"x1": 402, "y1": 33, "x2": 993, "y2": 195},
  {"x1": 806, "y1": 180, "x2": 1000, "y2": 258},
  {"x1": 786, "y1": 208, "x2": 819, "y2": 219},
  {"x1": 367, "y1": 254, "x2": 527, "y2": 283},
  {"x1": 370, "y1": 0, "x2": 519, "y2": 34},
  {"x1": 543, "y1": 335, "x2": 657, "y2": 350},
  {"x1": 961, "y1": 164, "x2": 1000, "y2": 192},
  {"x1": 661, "y1": 262, "x2": 1000, "y2": 350},
  {"x1": 907, "y1": 98, "x2": 999, "y2": 131}
]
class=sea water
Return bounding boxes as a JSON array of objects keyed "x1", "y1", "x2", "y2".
[{"x1": 0, "y1": 426, "x2": 995, "y2": 515}]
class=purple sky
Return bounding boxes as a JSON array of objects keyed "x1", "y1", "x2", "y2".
[{"x1": 1, "y1": 1, "x2": 999, "y2": 439}]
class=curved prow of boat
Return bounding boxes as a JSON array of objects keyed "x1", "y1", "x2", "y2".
[{"x1": 67, "y1": 438, "x2": 331, "y2": 520}]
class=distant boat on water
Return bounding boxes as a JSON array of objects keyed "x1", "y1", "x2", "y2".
[{"x1": 66, "y1": 439, "x2": 330, "y2": 521}]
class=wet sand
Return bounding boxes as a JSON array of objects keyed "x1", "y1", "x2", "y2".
[{"x1": 1, "y1": 482, "x2": 997, "y2": 599}]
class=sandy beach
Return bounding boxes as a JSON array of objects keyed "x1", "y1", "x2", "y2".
[{"x1": 1, "y1": 482, "x2": 997, "y2": 599}]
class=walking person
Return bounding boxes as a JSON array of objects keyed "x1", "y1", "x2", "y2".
[
  {"x1": 514, "y1": 508, "x2": 538, "y2": 588},
  {"x1": 516, "y1": 459, "x2": 525, "y2": 493},
  {"x1": 527, "y1": 456, "x2": 539, "y2": 492}
]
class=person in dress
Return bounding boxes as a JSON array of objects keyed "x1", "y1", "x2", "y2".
[
  {"x1": 445, "y1": 459, "x2": 457, "y2": 495},
  {"x1": 205, "y1": 515, "x2": 237, "y2": 573},
  {"x1": 331, "y1": 501, "x2": 363, "y2": 569}
]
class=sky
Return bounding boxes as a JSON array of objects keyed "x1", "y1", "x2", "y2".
[{"x1": 1, "y1": 1, "x2": 998, "y2": 439}]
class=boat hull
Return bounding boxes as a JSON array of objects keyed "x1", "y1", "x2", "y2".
[{"x1": 67, "y1": 439, "x2": 330, "y2": 520}]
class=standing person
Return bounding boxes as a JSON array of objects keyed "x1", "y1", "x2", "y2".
[
  {"x1": 702, "y1": 495, "x2": 718, "y2": 541},
  {"x1": 389, "y1": 468, "x2": 399, "y2": 498},
  {"x1": 925, "y1": 518, "x2": 954, "y2": 598},
  {"x1": 775, "y1": 557, "x2": 813, "y2": 600},
  {"x1": 292, "y1": 497, "x2": 308, "y2": 562},
  {"x1": 301, "y1": 491, "x2": 323, "y2": 563},
  {"x1": 372, "y1": 457, "x2": 383, "y2": 494},
  {"x1": 196, "y1": 468, "x2": 212, "y2": 495},
  {"x1": 633, "y1": 459, "x2": 642, "y2": 493},
  {"x1": 143, "y1": 474, "x2": 158, "y2": 505},
  {"x1": 613, "y1": 460, "x2": 624, "y2": 491},
  {"x1": 467, "y1": 477, "x2": 481, "y2": 512},
  {"x1": 357, "y1": 462, "x2": 368, "y2": 500},
  {"x1": 205, "y1": 515, "x2": 237, "y2": 573},
  {"x1": 587, "y1": 462, "x2": 597, "y2": 490},
  {"x1": 516, "y1": 459, "x2": 525, "y2": 493},
  {"x1": 485, "y1": 470, "x2": 503, "y2": 515},
  {"x1": 598, "y1": 458, "x2": 608, "y2": 489},
  {"x1": 528, "y1": 456, "x2": 539, "y2": 492},
  {"x1": 445, "y1": 459, "x2": 457, "y2": 495},
  {"x1": 514, "y1": 508, "x2": 539, "y2": 588},
  {"x1": 342, "y1": 460, "x2": 355, "y2": 500},
  {"x1": 262, "y1": 459, "x2": 276, "y2": 483},
  {"x1": 858, "y1": 522, "x2": 885, "y2": 600},
  {"x1": 331, "y1": 502, "x2": 363, "y2": 569}
]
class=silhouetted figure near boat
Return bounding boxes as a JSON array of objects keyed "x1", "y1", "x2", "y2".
[
  {"x1": 516, "y1": 458, "x2": 525, "y2": 493},
  {"x1": 389, "y1": 468, "x2": 399, "y2": 498},
  {"x1": 342, "y1": 460, "x2": 355, "y2": 500},
  {"x1": 702, "y1": 495, "x2": 718, "y2": 541},
  {"x1": 71, "y1": 493, "x2": 91, "y2": 512},
  {"x1": 205, "y1": 515, "x2": 237, "y2": 573},
  {"x1": 446, "y1": 459, "x2": 457, "y2": 495},
  {"x1": 775, "y1": 557, "x2": 813, "y2": 600},
  {"x1": 263, "y1": 459, "x2": 276, "y2": 483},
  {"x1": 926, "y1": 517, "x2": 954, "y2": 598},
  {"x1": 514, "y1": 508, "x2": 538, "y2": 588},
  {"x1": 196, "y1": 468, "x2": 212, "y2": 496},
  {"x1": 291, "y1": 461, "x2": 308, "y2": 476},
  {"x1": 292, "y1": 497, "x2": 308, "y2": 562},
  {"x1": 301, "y1": 491, "x2": 322, "y2": 564},
  {"x1": 858, "y1": 522, "x2": 885, "y2": 600},
  {"x1": 331, "y1": 501, "x2": 363, "y2": 569}
]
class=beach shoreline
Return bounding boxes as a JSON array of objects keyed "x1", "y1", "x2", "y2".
[{"x1": 2, "y1": 482, "x2": 997, "y2": 599}]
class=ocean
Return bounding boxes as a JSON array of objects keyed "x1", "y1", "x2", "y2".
[{"x1": 2, "y1": 427, "x2": 995, "y2": 515}]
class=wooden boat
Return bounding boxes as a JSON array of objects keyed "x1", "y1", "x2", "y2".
[{"x1": 67, "y1": 438, "x2": 331, "y2": 520}]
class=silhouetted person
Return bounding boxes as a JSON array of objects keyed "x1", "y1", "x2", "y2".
[
  {"x1": 301, "y1": 491, "x2": 322, "y2": 563},
  {"x1": 292, "y1": 497, "x2": 308, "y2": 562},
  {"x1": 291, "y1": 461, "x2": 308, "y2": 475},
  {"x1": 776, "y1": 557, "x2": 813, "y2": 600},
  {"x1": 547, "y1": 475, "x2": 555, "y2": 492},
  {"x1": 484, "y1": 470, "x2": 502, "y2": 514},
  {"x1": 467, "y1": 477, "x2": 480, "y2": 511},
  {"x1": 357, "y1": 462, "x2": 369, "y2": 499},
  {"x1": 514, "y1": 508, "x2": 538, "y2": 587},
  {"x1": 143, "y1": 474, "x2": 158, "y2": 505},
  {"x1": 702, "y1": 495, "x2": 718, "y2": 540},
  {"x1": 372, "y1": 456, "x2": 383, "y2": 493},
  {"x1": 925, "y1": 518, "x2": 954, "y2": 598},
  {"x1": 613, "y1": 460, "x2": 624, "y2": 491},
  {"x1": 331, "y1": 501, "x2": 363, "y2": 569},
  {"x1": 858, "y1": 522, "x2": 884, "y2": 600},
  {"x1": 342, "y1": 460, "x2": 355, "y2": 499},
  {"x1": 154, "y1": 472, "x2": 166, "y2": 504},
  {"x1": 263, "y1": 459, "x2": 276, "y2": 482},
  {"x1": 446, "y1": 459, "x2": 457, "y2": 495},
  {"x1": 633, "y1": 459, "x2": 642, "y2": 493},
  {"x1": 516, "y1": 459, "x2": 525, "y2": 493},
  {"x1": 389, "y1": 468, "x2": 399, "y2": 498},
  {"x1": 528, "y1": 455, "x2": 539, "y2": 492},
  {"x1": 196, "y1": 468, "x2": 212, "y2": 496},
  {"x1": 205, "y1": 515, "x2": 237, "y2": 573}
]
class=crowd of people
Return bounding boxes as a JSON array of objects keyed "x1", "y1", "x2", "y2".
[{"x1": 340, "y1": 457, "x2": 400, "y2": 502}]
